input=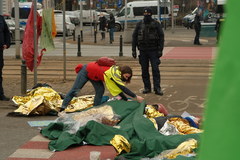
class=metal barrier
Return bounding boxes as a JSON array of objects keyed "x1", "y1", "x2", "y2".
[
  {"x1": 77, "y1": 35, "x2": 82, "y2": 57},
  {"x1": 119, "y1": 35, "x2": 123, "y2": 56},
  {"x1": 21, "y1": 60, "x2": 27, "y2": 95}
]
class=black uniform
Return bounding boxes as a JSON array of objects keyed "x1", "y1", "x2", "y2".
[
  {"x1": 194, "y1": 14, "x2": 201, "y2": 45},
  {"x1": 0, "y1": 15, "x2": 11, "y2": 100},
  {"x1": 132, "y1": 13, "x2": 164, "y2": 95}
]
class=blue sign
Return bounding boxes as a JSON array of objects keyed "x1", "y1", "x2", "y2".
[{"x1": 117, "y1": 0, "x2": 122, "y2": 8}]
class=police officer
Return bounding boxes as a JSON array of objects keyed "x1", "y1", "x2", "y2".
[
  {"x1": 0, "y1": 15, "x2": 11, "y2": 101},
  {"x1": 194, "y1": 13, "x2": 202, "y2": 45},
  {"x1": 132, "y1": 7, "x2": 164, "y2": 96}
]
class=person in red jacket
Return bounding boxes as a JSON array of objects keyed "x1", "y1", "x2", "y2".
[{"x1": 60, "y1": 61, "x2": 144, "y2": 112}]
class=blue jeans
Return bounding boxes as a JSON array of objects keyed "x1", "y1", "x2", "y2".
[
  {"x1": 61, "y1": 65, "x2": 105, "y2": 109},
  {"x1": 109, "y1": 28, "x2": 114, "y2": 42}
]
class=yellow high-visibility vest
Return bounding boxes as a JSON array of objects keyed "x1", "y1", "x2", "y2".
[{"x1": 104, "y1": 66, "x2": 125, "y2": 96}]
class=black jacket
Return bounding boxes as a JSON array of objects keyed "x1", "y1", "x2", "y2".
[
  {"x1": 0, "y1": 15, "x2": 11, "y2": 50},
  {"x1": 194, "y1": 15, "x2": 201, "y2": 31},
  {"x1": 99, "y1": 16, "x2": 107, "y2": 31},
  {"x1": 107, "y1": 14, "x2": 115, "y2": 29},
  {"x1": 132, "y1": 18, "x2": 164, "y2": 52}
]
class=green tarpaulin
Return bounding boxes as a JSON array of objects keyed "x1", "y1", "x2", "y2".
[{"x1": 41, "y1": 100, "x2": 200, "y2": 159}]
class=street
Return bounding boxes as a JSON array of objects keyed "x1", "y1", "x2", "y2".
[{"x1": 0, "y1": 27, "x2": 217, "y2": 160}]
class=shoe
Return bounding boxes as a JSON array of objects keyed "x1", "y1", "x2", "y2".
[
  {"x1": 0, "y1": 95, "x2": 10, "y2": 101},
  {"x1": 142, "y1": 88, "x2": 151, "y2": 94},
  {"x1": 155, "y1": 89, "x2": 163, "y2": 96}
]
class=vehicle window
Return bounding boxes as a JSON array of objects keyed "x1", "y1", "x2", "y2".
[
  {"x1": 118, "y1": 8, "x2": 130, "y2": 17},
  {"x1": 133, "y1": 6, "x2": 167, "y2": 16},
  {"x1": 160, "y1": 7, "x2": 169, "y2": 14},
  {"x1": 11, "y1": 8, "x2": 31, "y2": 19},
  {"x1": 133, "y1": 7, "x2": 145, "y2": 16}
]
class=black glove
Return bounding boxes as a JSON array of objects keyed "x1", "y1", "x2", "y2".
[
  {"x1": 132, "y1": 50, "x2": 137, "y2": 59},
  {"x1": 158, "y1": 51, "x2": 162, "y2": 58}
]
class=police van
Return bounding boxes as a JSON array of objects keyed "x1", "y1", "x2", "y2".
[{"x1": 115, "y1": 0, "x2": 171, "y2": 31}]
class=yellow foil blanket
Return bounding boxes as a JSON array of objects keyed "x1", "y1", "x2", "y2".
[
  {"x1": 159, "y1": 139, "x2": 197, "y2": 159},
  {"x1": 12, "y1": 87, "x2": 94, "y2": 115},
  {"x1": 110, "y1": 135, "x2": 131, "y2": 155}
]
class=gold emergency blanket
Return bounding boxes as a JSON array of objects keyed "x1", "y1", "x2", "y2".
[
  {"x1": 159, "y1": 139, "x2": 197, "y2": 159},
  {"x1": 168, "y1": 118, "x2": 202, "y2": 134},
  {"x1": 110, "y1": 135, "x2": 131, "y2": 155},
  {"x1": 64, "y1": 95, "x2": 94, "y2": 113},
  {"x1": 145, "y1": 105, "x2": 164, "y2": 118},
  {"x1": 12, "y1": 87, "x2": 94, "y2": 115}
]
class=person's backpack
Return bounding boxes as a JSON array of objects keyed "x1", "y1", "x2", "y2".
[
  {"x1": 96, "y1": 57, "x2": 116, "y2": 67},
  {"x1": 75, "y1": 57, "x2": 116, "y2": 74}
]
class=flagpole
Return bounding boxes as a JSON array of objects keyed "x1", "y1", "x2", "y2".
[
  {"x1": 33, "y1": 0, "x2": 38, "y2": 85},
  {"x1": 124, "y1": 0, "x2": 127, "y2": 30},
  {"x1": 63, "y1": 0, "x2": 66, "y2": 81},
  {"x1": 14, "y1": 0, "x2": 21, "y2": 59}
]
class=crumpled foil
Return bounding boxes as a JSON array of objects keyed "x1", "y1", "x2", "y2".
[
  {"x1": 145, "y1": 105, "x2": 164, "y2": 118},
  {"x1": 168, "y1": 117, "x2": 202, "y2": 134},
  {"x1": 56, "y1": 105, "x2": 120, "y2": 134},
  {"x1": 12, "y1": 87, "x2": 94, "y2": 115},
  {"x1": 159, "y1": 139, "x2": 197, "y2": 159},
  {"x1": 64, "y1": 95, "x2": 94, "y2": 112},
  {"x1": 159, "y1": 120, "x2": 181, "y2": 136},
  {"x1": 110, "y1": 135, "x2": 131, "y2": 155},
  {"x1": 12, "y1": 87, "x2": 62, "y2": 115}
]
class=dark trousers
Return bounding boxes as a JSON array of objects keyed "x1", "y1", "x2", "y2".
[
  {"x1": 0, "y1": 49, "x2": 4, "y2": 96},
  {"x1": 101, "y1": 32, "x2": 105, "y2": 39},
  {"x1": 194, "y1": 29, "x2": 201, "y2": 44},
  {"x1": 139, "y1": 50, "x2": 161, "y2": 91}
]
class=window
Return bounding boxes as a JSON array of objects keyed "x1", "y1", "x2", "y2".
[
  {"x1": 133, "y1": 6, "x2": 169, "y2": 16},
  {"x1": 117, "y1": 8, "x2": 130, "y2": 17},
  {"x1": 11, "y1": 8, "x2": 31, "y2": 19}
]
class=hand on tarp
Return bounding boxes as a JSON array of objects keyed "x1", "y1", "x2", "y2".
[{"x1": 136, "y1": 95, "x2": 144, "y2": 103}]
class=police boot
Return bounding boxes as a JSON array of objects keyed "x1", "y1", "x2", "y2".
[
  {"x1": 142, "y1": 88, "x2": 151, "y2": 94},
  {"x1": 155, "y1": 89, "x2": 163, "y2": 96}
]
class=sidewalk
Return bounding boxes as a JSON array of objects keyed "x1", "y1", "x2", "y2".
[
  {"x1": 7, "y1": 135, "x2": 117, "y2": 160},
  {"x1": 5, "y1": 27, "x2": 217, "y2": 58},
  {"x1": 70, "y1": 26, "x2": 217, "y2": 47}
]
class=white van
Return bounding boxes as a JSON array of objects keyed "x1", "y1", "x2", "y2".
[
  {"x1": 115, "y1": 0, "x2": 171, "y2": 30},
  {"x1": 54, "y1": 14, "x2": 75, "y2": 36},
  {"x1": 11, "y1": 2, "x2": 42, "y2": 28}
]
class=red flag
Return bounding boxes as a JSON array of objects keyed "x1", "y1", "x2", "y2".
[{"x1": 22, "y1": 3, "x2": 42, "y2": 72}]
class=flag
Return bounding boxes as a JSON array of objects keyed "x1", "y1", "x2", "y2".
[
  {"x1": 198, "y1": 1, "x2": 240, "y2": 160},
  {"x1": 22, "y1": 3, "x2": 42, "y2": 72},
  {"x1": 40, "y1": 8, "x2": 56, "y2": 52}
]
